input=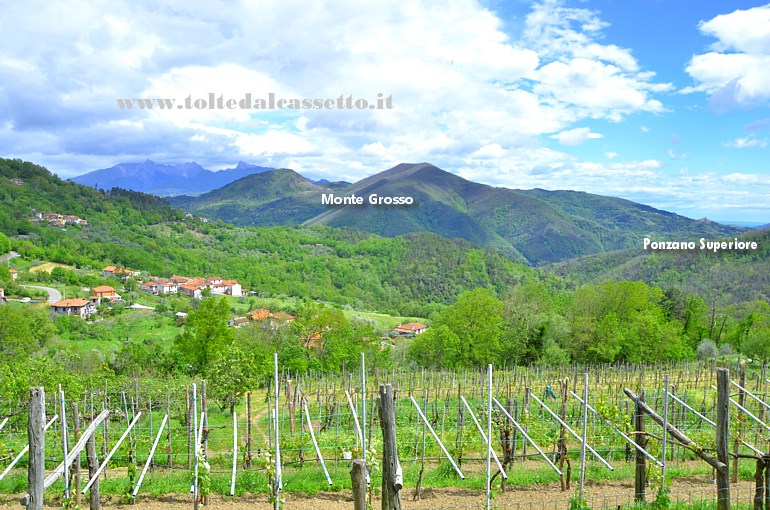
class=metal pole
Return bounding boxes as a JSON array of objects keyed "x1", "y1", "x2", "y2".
[
  {"x1": 133, "y1": 414, "x2": 168, "y2": 498},
  {"x1": 410, "y1": 396, "x2": 465, "y2": 479},
  {"x1": 530, "y1": 392, "x2": 613, "y2": 470},
  {"x1": 361, "y1": 352, "x2": 367, "y2": 483},
  {"x1": 192, "y1": 383, "x2": 198, "y2": 506},
  {"x1": 486, "y1": 364, "x2": 492, "y2": 510},
  {"x1": 459, "y1": 397, "x2": 506, "y2": 477},
  {"x1": 274, "y1": 353, "x2": 282, "y2": 502},
  {"x1": 230, "y1": 412, "x2": 237, "y2": 496},
  {"x1": 59, "y1": 387, "x2": 70, "y2": 500},
  {"x1": 579, "y1": 372, "x2": 588, "y2": 501},
  {"x1": 662, "y1": 375, "x2": 669, "y2": 488}
]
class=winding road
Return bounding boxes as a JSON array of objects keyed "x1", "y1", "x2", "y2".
[{"x1": 23, "y1": 285, "x2": 62, "y2": 304}]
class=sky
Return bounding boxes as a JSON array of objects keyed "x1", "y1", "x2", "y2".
[{"x1": 1, "y1": 0, "x2": 769, "y2": 223}]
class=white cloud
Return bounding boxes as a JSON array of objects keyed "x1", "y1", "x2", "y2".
[
  {"x1": 667, "y1": 149, "x2": 687, "y2": 160},
  {"x1": 725, "y1": 135, "x2": 768, "y2": 149},
  {"x1": 551, "y1": 127, "x2": 603, "y2": 146},
  {"x1": 684, "y1": 4, "x2": 770, "y2": 109},
  {"x1": 605, "y1": 151, "x2": 618, "y2": 159}
]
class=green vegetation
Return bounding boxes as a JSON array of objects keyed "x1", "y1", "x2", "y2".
[{"x1": 175, "y1": 162, "x2": 744, "y2": 265}]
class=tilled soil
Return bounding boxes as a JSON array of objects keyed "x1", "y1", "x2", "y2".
[{"x1": 0, "y1": 477, "x2": 757, "y2": 509}]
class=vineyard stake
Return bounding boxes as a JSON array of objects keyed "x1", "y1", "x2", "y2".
[
  {"x1": 459, "y1": 396, "x2": 506, "y2": 477},
  {"x1": 493, "y1": 397, "x2": 562, "y2": 477},
  {"x1": 133, "y1": 414, "x2": 168, "y2": 498},
  {"x1": 579, "y1": 372, "x2": 588, "y2": 501},
  {"x1": 409, "y1": 396, "x2": 465, "y2": 479}
]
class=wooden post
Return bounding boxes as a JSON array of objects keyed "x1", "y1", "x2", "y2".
[
  {"x1": 86, "y1": 425, "x2": 100, "y2": 510},
  {"x1": 733, "y1": 361, "x2": 746, "y2": 484},
  {"x1": 716, "y1": 368, "x2": 731, "y2": 510},
  {"x1": 753, "y1": 457, "x2": 765, "y2": 510},
  {"x1": 765, "y1": 454, "x2": 770, "y2": 510},
  {"x1": 72, "y1": 402, "x2": 82, "y2": 508},
  {"x1": 27, "y1": 387, "x2": 45, "y2": 510},
  {"x1": 634, "y1": 389, "x2": 647, "y2": 503},
  {"x1": 201, "y1": 380, "x2": 209, "y2": 506},
  {"x1": 350, "y1": 459, "x2": 367, "y2": 510},
  {"x1": 379, "y1": 384, "x2": 402, "y2": 510},
  {"x1": 287, "y1": 379, "x2": 296, "y2": 434}
]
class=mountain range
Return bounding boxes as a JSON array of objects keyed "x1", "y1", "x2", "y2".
[
  {"x1": 72, "y1": 160, "x2": 273, "y2": 196},
  {"x1": 168, "y1": 162, "x2": 745, "y2": 265}
]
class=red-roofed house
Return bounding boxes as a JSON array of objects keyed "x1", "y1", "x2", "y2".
[
  {"x1": 222, "y1": 279, "x2": 243, "y2": 297},
  {"x1": 50, "y1": 298, "x2": 94, "y2": 318},
  {"x1": 179, "y1": 283, "x2": 202, "y2": 300},
  {"x1": 9, "y1": 269, "x2": 18, "y2": 280},
  {"x1": 391, "y1": 323, "x2": 427, "y2": 337},
  {"x1": 90, "y1": 285, "x2": 120, "y2": 305}
]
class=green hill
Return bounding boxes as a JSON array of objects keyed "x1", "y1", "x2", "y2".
[
  {"x1": 169, "y1": 169, "x2": 346, "y2": 225},
  {"x1": 0, "y1": 158, "x2": 535, "y2": 316},
  {"x1": 549, "y1": 227, "x2": 770, "y2": 303},
  {"x1": 169, "y1": 162, "x2": 744, "y2": 265}
]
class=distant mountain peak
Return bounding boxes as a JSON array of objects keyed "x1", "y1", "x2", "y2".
[{"x1": 72, "y1": 160, "x2": 275, "y2": 196}]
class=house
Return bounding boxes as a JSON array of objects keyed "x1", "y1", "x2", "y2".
[
  {"x1": 391, "y1": 322, "x2": 427, "y2": 337},
  {"x1": 179, "y1": 283, "x2": 202, "y2": 300},
  {"x1": 140, "y1": 282, "x2": 161, "y2": 294},
  {"x1": 50, "y1": 298, "x2": 93, "y2": 318},
  {"x1": 222, "y1": 279, "x2": 242, "y2": 297},
  {"x1": 10, "y1": 178, "x2": 23, "y2": 186},
  {"x1": 43, "y1": 213, "x2": 63, "y2": 221},
  {"x1": 90, "y1": 285, "x2": 120, "y2": 305},
  {"x1": 248, "y1": 309, "x2": 273, "y2": 321},
  {"x1": 169, "y1": 275, "x2": 189, "y2": 284},
  {"x1": 154, "y1": 279, "x2": 178, "y2": 294},
  {"x1": 0, "y1": 288, "x2": 5, "y2": 303},
  {"x1": 9, "y1": 269, "x2": 17, "y2": 280},
  {"x1": 103, "y1": 266, "x2": 139, "y2": 279}
]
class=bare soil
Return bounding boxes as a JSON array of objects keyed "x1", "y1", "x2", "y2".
[{"x1": 0, "y1": 476, "x2": 756, "y2": 509}]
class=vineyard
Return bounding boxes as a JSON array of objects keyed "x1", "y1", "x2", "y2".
[{"x1": 1, "y1": 359, "x2": 769, "y2": 509}]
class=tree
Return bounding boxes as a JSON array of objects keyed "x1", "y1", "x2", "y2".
[
  {"x1": 174, "y1": 297, "x2": 234, "y2": 375},
  {"x1": 0, "y1": 231, "x2": 11, "y2": 255},
  {"x1": 209, "y1": 345, "x2": 260, "y2": 415},
  {"x1": 0, "y1": 305, "x2": 56, "y2": 359},
  {"x1": 409, "y1": 288, "x2": 504, "y2": 368}
]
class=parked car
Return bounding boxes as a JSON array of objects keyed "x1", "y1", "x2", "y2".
[{"x1": 20, "y1": 297, "x2": 31, "y2": 303}]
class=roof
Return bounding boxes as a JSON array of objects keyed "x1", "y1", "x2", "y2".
[
  {"x1": 9, "y1": 269, "x2": 17, "y2": 273},
  {"x1": 249, "y1": 309, "x2": 273, "y2": 320},
  {"x1": 395, "y1": 322, "x2": 427, "y2": 332},
  {"x1": 51, "y1": 298, "x2": 90, "y2": 307},
  {"x1": 179, "y1": 283, "x2": 200, "y2": 291},
  {"x1": 92, "y1": 285, "x2": 116, "y2": 292},
  {"x1": 103, "y1": 265, "x2": 117, "y2": 272}
]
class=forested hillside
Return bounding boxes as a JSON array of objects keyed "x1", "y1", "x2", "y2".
[
  {"x1": 550, "y1": 226, "x2": 770, "y2": 304},
  {"x1": 0, "y1": 158, "x2": 534, "y2": 316}
]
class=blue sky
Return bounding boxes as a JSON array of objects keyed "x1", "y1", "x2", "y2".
[{"x1": 0, "y1": 0, "x2": 769, "y2": 222}]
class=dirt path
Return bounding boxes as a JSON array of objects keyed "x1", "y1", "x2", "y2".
[{"x1": 1, "y1": 477, "x2": 757, "y2": 509}]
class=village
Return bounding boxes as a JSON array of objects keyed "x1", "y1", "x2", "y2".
[{"x1": 6, "y1": 263, "x2": 428, "y2": 341}]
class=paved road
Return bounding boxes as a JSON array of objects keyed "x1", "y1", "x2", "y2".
[{"x1": 23, "y1": 285, "x2": 62, "y2": 304}]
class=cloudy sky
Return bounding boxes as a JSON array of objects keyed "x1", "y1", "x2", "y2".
[{"x1": 1, "y1": 0, "x2": 769, "y2": 223}]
